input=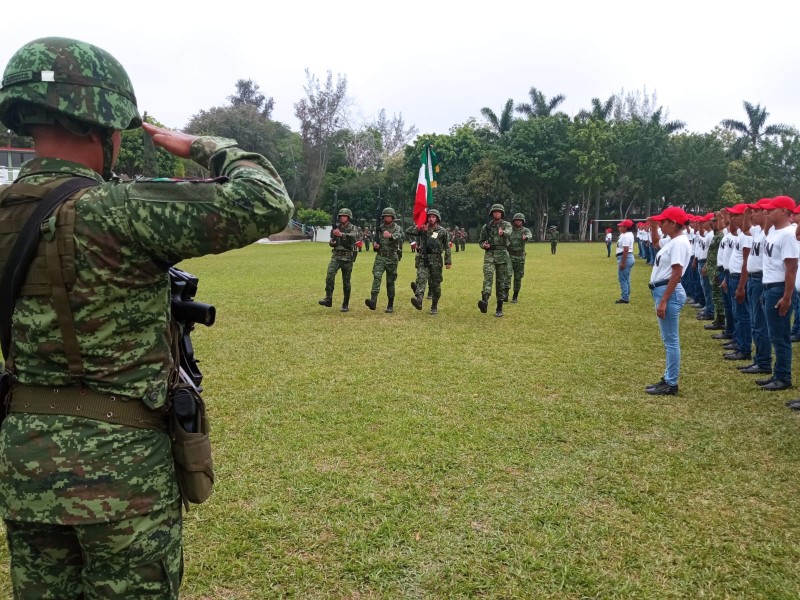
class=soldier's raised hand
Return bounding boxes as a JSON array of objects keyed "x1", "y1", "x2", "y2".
[
  {"x1": 142, "y1": 123, "x2": 198, "y2": 159},
  {"x1": 498, "y1": 228, "x2": 504, "y2": 236},
  {"x1": 383, "y1": 230, "x2": 391, "y2": 239}
]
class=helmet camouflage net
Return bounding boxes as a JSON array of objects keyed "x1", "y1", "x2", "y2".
[
  {"x1": 427, "y1": 209, "x2": 441, "y2": 221},
  {"x1": 338, "y1": 208, "x2": 353, "y2": 218},
  {"x1": 512, "y1": 213, "x2": 525, "y2": 223},
  {"x1": 490, "y1": 203, "x2": 505, "y2": 216},
  {"x1": 381, "y1": 207, "x2": 396, "y2": 218},
  {"x1": 0, "y1": 37, "x2": 141, "y2": 135}
]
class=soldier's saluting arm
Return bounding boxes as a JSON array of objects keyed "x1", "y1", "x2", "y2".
[
  {"x1": 123, "y1": 125, "x2": 293, "y2": 262},
  {"x1": 443, "y1": 229, "x2": 452, "y2": 266}
]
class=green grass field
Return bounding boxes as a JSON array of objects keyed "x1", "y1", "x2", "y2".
[{"x1": 3, "y1": 241, "x2": 800, "y2": 599}]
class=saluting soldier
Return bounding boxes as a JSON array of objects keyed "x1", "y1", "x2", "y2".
[
  {"x1": 0, "y1": 37, "x2": 293, "y2": 597},
  {"x1": 319, "y1": 208, "x2": 358, "y2": 312},
  {"x1": 365, "y1": 207, "x2": 403, "y2": 313},
  {"x1": 478, "y1": 203, "x2": 512, "y2": 317}
]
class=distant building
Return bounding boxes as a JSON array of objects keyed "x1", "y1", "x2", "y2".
[{"x1": 0, "y1": 146, "x2": 35, "y2": 184}]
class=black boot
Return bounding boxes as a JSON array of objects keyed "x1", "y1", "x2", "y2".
[
  {"x1": 385, "y1": 298, "x2": 394, "y2": 313},
  {"x1": 319, "y1": 296, "x2": 332, "y2": 307},
  {"x1": 478, "y1": 292, "x2": 489, "y2": 314},
  {"x1": 511, "y1": 292, "x2": 519, "y2": 304},
  {"x1": 411, "y1": 282, "x2": 417, "y2": 293},
  {"x1": 365, "y1": 293, "x2": 377, "y2": 310},
  {"x1": 495, "y1": 299, "x2": 504, "y2": 318},
  {"x1": 341, "y1": 292, "x2": 350, "y2": 312},
  {"x1": 411, "y1": 294, "x2": 423, "y2": 310},
  {"x1": 430, "y1": 300, "x2": 438, "y2": 315}
]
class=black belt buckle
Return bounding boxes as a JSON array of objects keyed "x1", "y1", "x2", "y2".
[{"x1": 648, "y1": 282, "x2": 656, "y2": 290}]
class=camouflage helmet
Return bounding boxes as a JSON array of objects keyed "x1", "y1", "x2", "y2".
[
  {"x1": 0, "y1": 37, "x2": 142, "y2": 135},
  {"x1": 512, "y1": 213, "x2": 526, "y2": 223},
  {"x1": 427, "y1": 209, "x2": 441, "y2": 221},
  {"x1": 490, "y1": 203, "x2": 505, "y2": 216},
  {"x1": 381, "y1": 207, "x2": 396, "y2": 218},
  {"x1": 338, "y1": 208, "x2": 353, "y2": 218}
]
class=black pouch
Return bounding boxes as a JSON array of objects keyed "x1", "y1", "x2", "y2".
[
  {"x1": 0, "y1": 371, "x2": 10, "y2": 426},
  {"x1": 170, "y1": 384, "x2": 214, "y2": 508}
]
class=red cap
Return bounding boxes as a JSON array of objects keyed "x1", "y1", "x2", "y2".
[
  {"x1": 617, "y1": 219, "x2": 633, "y2": 227},
  {"x1": 748, "y1": 198, "x2": 771, "y2": 209},
  {"x1": 762, "y1": 196, "x2": 796, "y2": 211},
  {"x1": 793, "y1": 204, "x2": 800, "y2": 214},
  {"x1": 605, "y1": 227, "x2": 612, "y2": 233},
  {"x1": 725, "y1": 203, "x2": 749, "y2": 215},
  {"x1": 650, "y1": 206, "x2": 689, "y2": 225}
]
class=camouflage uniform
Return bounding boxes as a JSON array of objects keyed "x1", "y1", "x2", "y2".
[
  {"x1": 0, "y1": 38, "x2": 293, "y2": 598},
  {"x1": 706, "y1": 229, "x2": 725, "y2": 326},
  {"x1": 410, "y1": 211, "x2": 451, "y2": 313},
  {"x1": 549, "y1": 229, "x2": 560, "y2": 254},
  {"x1": 321, "y1": 214, "x2": 358, "y2": 311},
  {"x1": 478, "y1": 204, "x2": 512, "y2": 316},
  {"x1": 366, "y1": 210, "x2": 403, "y2": 313},
  {"x1": 506, "y1": 214, "x2": 533, "y2": 303}
]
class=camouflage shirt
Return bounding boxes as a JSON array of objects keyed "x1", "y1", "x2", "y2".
[
  {"x1": 0, "y1": 136, "x2": 293, "y2": 525},
  {"x1": 707, "y1": 231, "x2": 723, "y2": 268},
  {"x1": 416, "y1": 224, "x2": 452, "y2": 265},
  {"x1": 374, "y1": 221, "x2": 403, "y2": 260},
  {"x1": 331, "y1": 222, "x2": 358, "y2": 261},
  {"x1": 508, "y1": 226, "x2": 533, "y2": 253},
  {"x1": 479, "y1": 220, "x2": 512, "y2": 257}
]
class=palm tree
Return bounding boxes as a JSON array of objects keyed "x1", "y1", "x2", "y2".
[
  {"x1": 576, "y1": 96, "x2": 615, "y2": 122},
  {"x1": 515, "y1": 87, "x2": 566, "y2": 118},
  {"x1": 480, "y1": 99, "x2": 515, "y2": 138},
  {"x1": 649, "y1": 107, "x2": 685, "y2": 134},
  {"x1": 721, "y1": 101, "x2": 792, "y2": 157}
]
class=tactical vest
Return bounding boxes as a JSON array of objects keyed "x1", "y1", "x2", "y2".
[{"x1": 0, "y1": 177, "x2": 96, "y2": 376}]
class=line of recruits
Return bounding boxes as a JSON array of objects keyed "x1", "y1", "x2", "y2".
[{"x1": 317, "y1": 203, "x2": 532, "y2": 316}]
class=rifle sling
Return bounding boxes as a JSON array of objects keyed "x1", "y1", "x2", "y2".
[{"x1": 0, "y1": 176, "x2": 98, "y2": 362}]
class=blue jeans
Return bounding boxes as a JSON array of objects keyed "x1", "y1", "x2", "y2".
[
  {"x1": 699, "y1": 260, "x2": 713, "y2": 316},
  {"x1": 617, "y1": 254, "x2": 635, "y2": 301},
  {"x1": 722, "y1": 272, "x2": 734, "y2": 336},
  {"x1": 652, "y1": 283, "x2": 686, "y2": 386},
  {"x1": 748, "y1": 277, "x2": 771, "y2": 369},
  {"x1": 792, "y1": 291, "x2": 800, "y2": 337},
  {"x1": 764, "y1": 285, "x2": 792, "y2": 383},
  {"x1": 728, "y1": 273, "x2": 752, "y2": 355}
]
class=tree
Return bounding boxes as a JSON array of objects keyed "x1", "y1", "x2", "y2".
[
  {"x1": 227, "y1": 78, "x2": 274, "y2": 119},
  {"x1": 296, "y1": 208, "x2": 331, "y2": 240},
  {"x1": 375, "y1": 110, "x2": 418, "y2": 158},
  {"x1": 516, "y1": 87, "x2": 566, "y2": 119},
  {"x1": 294, "y1": 69, "x2": 349, "y2": 208},
  {"x1": 576, "y1": 96, "x2": 615, "y2": 122},
  {"x1": 721, "y1": 100, "x2": 793, "y2": 158},
  {"x1": 570, "y1": 119, "x2": 615, "y2": 240},
  {"x1": 668, "y1": 133, "x2": 728, "y2": 213},
  {"x1": 480, "y1": 99, "x2": 515, "y2": 139}
]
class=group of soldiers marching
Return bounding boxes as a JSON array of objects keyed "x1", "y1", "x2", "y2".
[{"x1": 318, "y1": 204, "x2": 532, "y2": 316}]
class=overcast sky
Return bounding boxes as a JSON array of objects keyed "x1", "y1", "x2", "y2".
[{"x1": 3, "y1": 0, "x2": 800, "y2": 137}]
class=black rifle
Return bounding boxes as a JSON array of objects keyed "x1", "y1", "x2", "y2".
[
  {"x1": 331, "y1": 195, "x2": 339, "y2": 247},
  {"x1": 169, "y1": 267, "x2": 215, "y2": 433},
  {"x1": 374, "y1": 194, "x2": 384, "y2": 251}
]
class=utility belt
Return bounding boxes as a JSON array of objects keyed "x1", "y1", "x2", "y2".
[
  {"x1": 648, "y1": 279, "x2": 670, "y2": 290},
  {"x1": 748, "y1": 271, "x2": 763, "y2": 279},
  {"x1": 717, "y1": 266, "x2": 724, "y2": 272},
  {"x1": 8, "y1": 383, "x2": 168, "y2": 431},
  {"x1": 764, "y1": 282, "x2": 786, "y2": 290},
  {"x1": 509, "y1": 250, "x2": 525, "y2": 256}
]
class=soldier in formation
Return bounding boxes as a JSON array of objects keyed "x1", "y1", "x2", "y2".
[
  {"x1": 409, "y1": 209, "x2": 452, "y2": 315},
  {"x1": 506, "y1": 213, "x2": 533, "y2": 303},
  {"x1": 319, "y1": 208, "x2": 358, "y2": 312},
  {"x1": 478, "y1": 203, "x2": 511, "y2": 317},
  {"x1": 365, "y1": 207, "x2": 403, "y2": 313}
]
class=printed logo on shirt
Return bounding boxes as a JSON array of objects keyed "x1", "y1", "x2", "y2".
[
  {"x1": 765, "y1": 242, "x2": 774, "y2": 257},
  {"x1": 753, "y1": 242, "x2": 760, "y2": 256},
  {"x1": 655, "y1": 255, "x2": 661, "y2": 267}
]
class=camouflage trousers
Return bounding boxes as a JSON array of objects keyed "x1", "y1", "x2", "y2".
[
  {"x1": 712, "y1": 268, "x2": 724, "y2": 321},
  {"x1": 5, "y1": 500, "x2": 182, "y2": 599},
  {"x1": 415, "y1": 255, "x2": 443, "y2": 301},
  {"x1": 371, "y1": 256, "x2": 398, "y2": 298},
  {"x1": 325, "y1": 258, "x2": 354, "y2": 297},
  {"x1": 482, "y1": 253, "x2": 510, "y2": 297},
  {"x1": 503, "y1": 255, "x2": 526, "y2": 294}
]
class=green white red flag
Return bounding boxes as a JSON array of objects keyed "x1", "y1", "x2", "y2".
[{"x1": 413, "y1": 144, "x2": 440, "y2": 226}]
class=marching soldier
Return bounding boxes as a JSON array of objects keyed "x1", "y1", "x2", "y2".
[
  {"x1": 319, "y1": 208, "x2": 358, "y2": 312},
  {"x1": 365, "y1": 207, "x2": 403, "y2": 313},
  {"x1": 507, "y1": 213, "x2": 533, "y2": 303},
  {"x1": 478, "y1": 203, "x2": 512, "y2": 317},
  {"x1": 409, "y1": 209, "x2": 452, "y2": 314}
]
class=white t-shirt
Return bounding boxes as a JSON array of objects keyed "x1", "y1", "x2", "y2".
[
  {"x1": 748, "y1": 225, "x2": 765, "y2": 273},
  {"x1": 605, "y1": 232, "x2": 612, "y2": 243},
  {"x1": 763, "y1": 224, "x2": 800, "y2": 285},
  {"x1": 728, "y1": 230, "x2": 745, "y2": 274},
  {"x1": 695, "y1": 229, "x2": 710, "y2": 260},
  {"x1": 651, "y1": 234, "x2": 692, "y2": 283},
  {"x1": 616, "y1": 232, "x2": 634, "y2": 256},
  {"x1": 719, "y1": 231, "x2": 735, "y2": 270}
]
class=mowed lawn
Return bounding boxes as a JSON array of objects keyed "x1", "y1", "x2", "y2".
[{"x1": 3, "y1": 241, "x2": 800, "y2": 599}]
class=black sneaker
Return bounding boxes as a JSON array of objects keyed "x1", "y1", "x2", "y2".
[
  {"x1": 704, "y1": 322, "x2": 725, "y2": 330},
  {"x1": 739, "y1": 365, "x2": 771, "y2": 374},
  {"x1": 646, "y1": 381, "x2": 678, "y2": 395},
  {"x1": 756, "y1": 377, "x2": 776, "y2": 386},
  {"x1": 615, "y1": 299, "x2": 630, "y2": 304},
  {"x1": 761, "y1": 380, "x2": 792, "y2": 391},
  {"x1": 711, "y1": 333, "x2": 733, "y2": 340},
  {"x1": 645, "y1": 377, "x2": 666, "y2": 391}
]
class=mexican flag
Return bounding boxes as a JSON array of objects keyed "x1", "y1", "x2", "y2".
[{"x1": 413, "y1": 144, "x2": 440, "y2": 227}]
